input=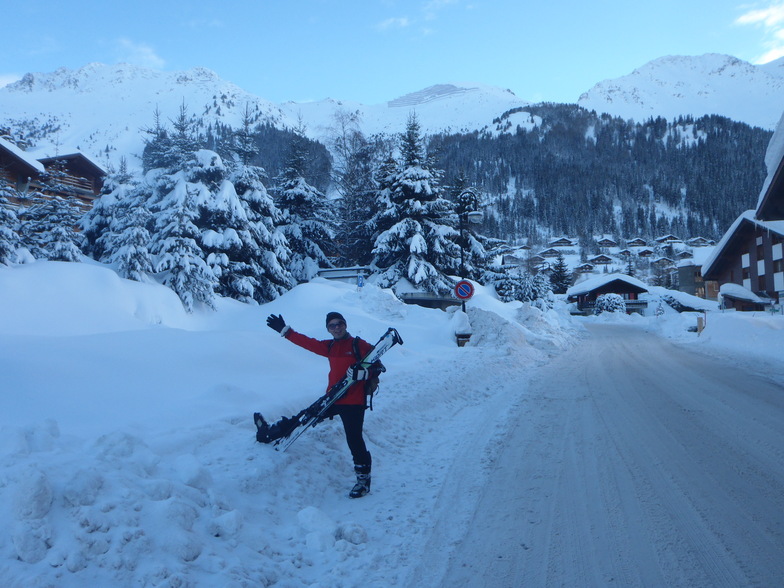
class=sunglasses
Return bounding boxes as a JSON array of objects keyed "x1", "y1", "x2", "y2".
[{"x1": 327, "y1": 321, "x2": 346, "y2": 329}]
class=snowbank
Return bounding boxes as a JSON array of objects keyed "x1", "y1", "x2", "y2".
[{"x1": 2, "y1": 261, "x2": 781, "y2": 586}]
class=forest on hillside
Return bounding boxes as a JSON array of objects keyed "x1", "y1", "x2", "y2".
[{"x1": 428, "y1": 104, "x2": 771, "y2": 245}]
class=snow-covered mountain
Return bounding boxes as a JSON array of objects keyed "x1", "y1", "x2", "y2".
[
  {"x1": 1, "y1": 54, "x2": 782, "y2": 172},
  {"x1": 0, "y1": 64, "x2": 528, "y2": 171},
  {"x1": 578, "y1": 53, "x2": 784, "y2": 130}
]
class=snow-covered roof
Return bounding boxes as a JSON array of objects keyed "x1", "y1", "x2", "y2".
[
  {"x1": 756, "y1": 108, "x2": 784, "y2": 212},
  {"x1": 720, "y1": 282, "x2": 770, "y2": 304},
  {"x1": 0, "y1": 136, "x2": 45, "y2": 174},
  {"x1": 701, "y1": 210, "x2": 784, "y2": 275},
  {"x1": 566, "y1": 273, "x2": 649, "y2": 297}
]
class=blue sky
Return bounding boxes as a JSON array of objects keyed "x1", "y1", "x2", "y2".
[{"x1": 2, "y1": 0, "x2": 783, "y2": 105}]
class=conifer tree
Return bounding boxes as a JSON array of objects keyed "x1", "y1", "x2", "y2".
[
  {"x1": 230, "y1": 158, "x2": 295, "y2": 302},
  {"x1": 0, "y1": 187, "x2": 20, "y2": 265},
  {"x1": 18, "y1": 193, "x2": 83, "y2": 261},
  {"x1": 151, "y1": 179, "x2": 217, "y2": 312},
  {"x1": 372, "y1": 113, "x2": 460, "y2": 295},
  {"x1": 275, "y1": 124, "x2": 336, "y2": 282},
  {"x1": 329, "y1": 110, "x2": 378, "y2": 266},
  {"x1": 549, "y1": 252, "x2": 572, "y2": 293}
]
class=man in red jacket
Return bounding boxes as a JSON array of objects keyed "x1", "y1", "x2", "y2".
[{"x1": 258, "y1": 311, "x2": 377, "y2": 498}]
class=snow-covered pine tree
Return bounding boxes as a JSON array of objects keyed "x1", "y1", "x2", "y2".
[
  {"x1": 81, "y1": 157, "x2": 135, "y2": 261},
  {"x1": 0, "y1": 187, "x2": 20, "y2": 265},
  {"x1": 17, "y1": 193, "x2": 83, "y2": 261},
  {"x1": 329, "y1": 110, "x2": 379, "y2": 266},
  {"x1": 151, "y1": 178, "x2": 217, "y2": 312},
  {"x1": 531, "y1": 271, "x2": 554, "y2": 310},
  {"x1": 549, "y1": 252, "x2": 572, "y2": 294},
  {"x1": 230, "y1": 155, "x2": 295, "y2": 302},
  {"x1": 453, "y1": 185, "x2": 487, "y2": 280},
  {"x1": 372, "y1": 113, "x2": 460, "y2": 295},
  {"x1": 275, "y1": 124, "x2": 336, "y2": 283},
  {"x1": 106, "y1": 198, "x2": 154, "y2": 282}
]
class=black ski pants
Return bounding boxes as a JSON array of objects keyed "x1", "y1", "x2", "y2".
[{"x1": 328, "y1": 404, "x2": 371, "y2": 468}]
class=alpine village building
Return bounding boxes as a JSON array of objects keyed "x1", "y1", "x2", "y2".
[
  {"x1": 0, "y1": 134, "x2": 105, "y2": 210},
  {"x1": 702, "y1": 134, "x2": 784, "y2": 311}
]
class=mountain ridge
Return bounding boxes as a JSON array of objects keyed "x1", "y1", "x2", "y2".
[{"x1": 1, "y1": 53, "x2": 782, "y2": 172}]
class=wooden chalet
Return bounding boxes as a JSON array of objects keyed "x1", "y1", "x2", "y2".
[
  {"x1": 0, "y1": 136, "x2": 105, "y2": 210},
  {"x1": 547, "y1": 237, "x2": 575, "y2": 247},
  {"x1": 702, "y1": 135, "x2": 784, "y2": 309},
  {"x1": 574, "y1": 263, "x2": 594, "y2": 273},
  {"x1": 596, "y1": 237, "x2": 618, "y2": 248},
  {"x1": 539, "y1": 247, "x2": 562, "y2": 258},
  {"x1": 566, "y1": 273, "x2": 649, "y2": 315},
  {"x1": 0, "y1": 136, "x2": 45, "y2": 195},
  {"x1": 686, "y1": 236, "x2": 713, "y2": 247},
  {"x1": 588, "y1": 254, "x2": 613, "y2": 265},
  {"x1": 655, "y1": 234, "x2": 681, "y2": 244},
  {"x1": 651, "y1": 257, "x2": 675, "y2": 268},
  {"x1": 627, "y1": 238, "x2": 648, "y2": 247},
  {"x1": 637, "y1": 248, "x2": 655, "y2": 258}
]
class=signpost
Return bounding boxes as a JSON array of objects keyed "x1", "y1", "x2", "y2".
[{"x1": 454, "y1": 279, "x2": 475, "y2": 313}]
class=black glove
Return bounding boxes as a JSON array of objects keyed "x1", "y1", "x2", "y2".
[
  {"x1": 347, "y1": 364, "x2": 370, "y2": 381},
  {"x1": 266, "y1": 314, "x2": 286, "y2": 333}
]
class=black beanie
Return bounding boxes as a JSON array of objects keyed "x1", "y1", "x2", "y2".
[{"x1": 326, "y1": 311, "x2": 346, "y2": 326}]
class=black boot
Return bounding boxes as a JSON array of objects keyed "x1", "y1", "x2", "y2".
[
  {"x1": 254, "y1": 413, "x2": 271, "y2": 443},
  {"x1": 349, "y1": 464, "x2": 371, "y2": 498}
]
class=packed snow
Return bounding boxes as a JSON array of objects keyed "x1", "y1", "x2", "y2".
[{"x1": 1, "y1": 261, "x2": 783, "y2": 587}]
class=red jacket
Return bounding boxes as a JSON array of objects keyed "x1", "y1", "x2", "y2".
[{"x1": 284, "y1": 329, "x2": 373, "y2": 405}]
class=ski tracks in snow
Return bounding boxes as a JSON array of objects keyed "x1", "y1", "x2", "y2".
[{"x1": 426, "y1": 322, "x2": 784, "y2": 588}]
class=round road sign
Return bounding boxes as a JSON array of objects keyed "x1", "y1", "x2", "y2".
[{"x1": 454, "y1": 280, "x2": 475, "y2": 300}]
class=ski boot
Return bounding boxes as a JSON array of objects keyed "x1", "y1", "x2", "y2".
[
  {"x1": 254, "y1": 413, "x2": 271, "y2": 443},
  {"x1": 349, "y1": 464, "x2": 371, "y2": 498}
]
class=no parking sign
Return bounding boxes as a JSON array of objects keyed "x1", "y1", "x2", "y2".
[{"x1": 454, "y1": 280, "x2": 475, "y2": 301}]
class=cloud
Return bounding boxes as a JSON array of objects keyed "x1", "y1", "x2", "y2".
[
  {"x1": 735, "y1": 1, "x2": 784, "y2": 63},
  {"x1": 377, "y1": 17, "x2": 411, "y2": 30},
  {"x1": 115, "y1": 38, "x2": 166, "y2": 69},
  {"x1": 423, "y1": 0, "x2": 458, "y2": 20}
]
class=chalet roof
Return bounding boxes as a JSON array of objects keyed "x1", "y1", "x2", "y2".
[
  {"x1": 756, "y1": 109, "x2": 784, "y2": 221},
  {"x1": 655, "y1": 234, "x2": 681, "y2": 243},
  {"x1": 37, "y1": 152, "x2": 106, "y2": 178},
  {"x1": 0, "y1": 136, "x2": 45, "y2": 175},
  {"x1": 702, "y1": 210, "x2": 784, "y2": 279},
  {"x1": 566, "y1": 273, "x2": 649, "y2": 298},
  {"x1": 720, "y1": 282, "x2": 771, "y2": 304}
]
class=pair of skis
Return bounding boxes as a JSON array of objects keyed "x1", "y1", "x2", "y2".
[{"x1": 256, "y1": 327, "x2": 403, "y2": 452}]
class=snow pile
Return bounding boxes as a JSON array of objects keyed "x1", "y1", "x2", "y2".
[
  {"x1": 2, "y1": 260, "x2": 781, "y2": 586},
  {"x1": 0, "y1": 261, "x2": 579, "y2": 587}
]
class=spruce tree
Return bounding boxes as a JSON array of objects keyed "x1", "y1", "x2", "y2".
[
  {"x1": 372, "y1": 113, "x2": 460, "y2": 295},
  {"x1": 0, "y1": 187, "x2": 20, "y2": 265},
  {"x1": 549, "y1": 252, "x2": 572, "y2": 293},
  {"x1": 151, "y1": 180, "x2": 217, "y2": 312},
  {"x1": 230, "y1": 158, "x2": 295, "y2": 302},
  {"x1": 275, "y1": 125, "x2": 336, "y2": 283},
  {"x1": 18, "y1": 193, "x2": 83, "y2": 261},
  {"x1": 329, "y1": 110, "x2": 378, "y2": 266}
]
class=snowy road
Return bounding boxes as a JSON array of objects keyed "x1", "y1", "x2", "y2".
[{"x1": 422, "y1": 322, "x2": 784, "y2": 588}]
